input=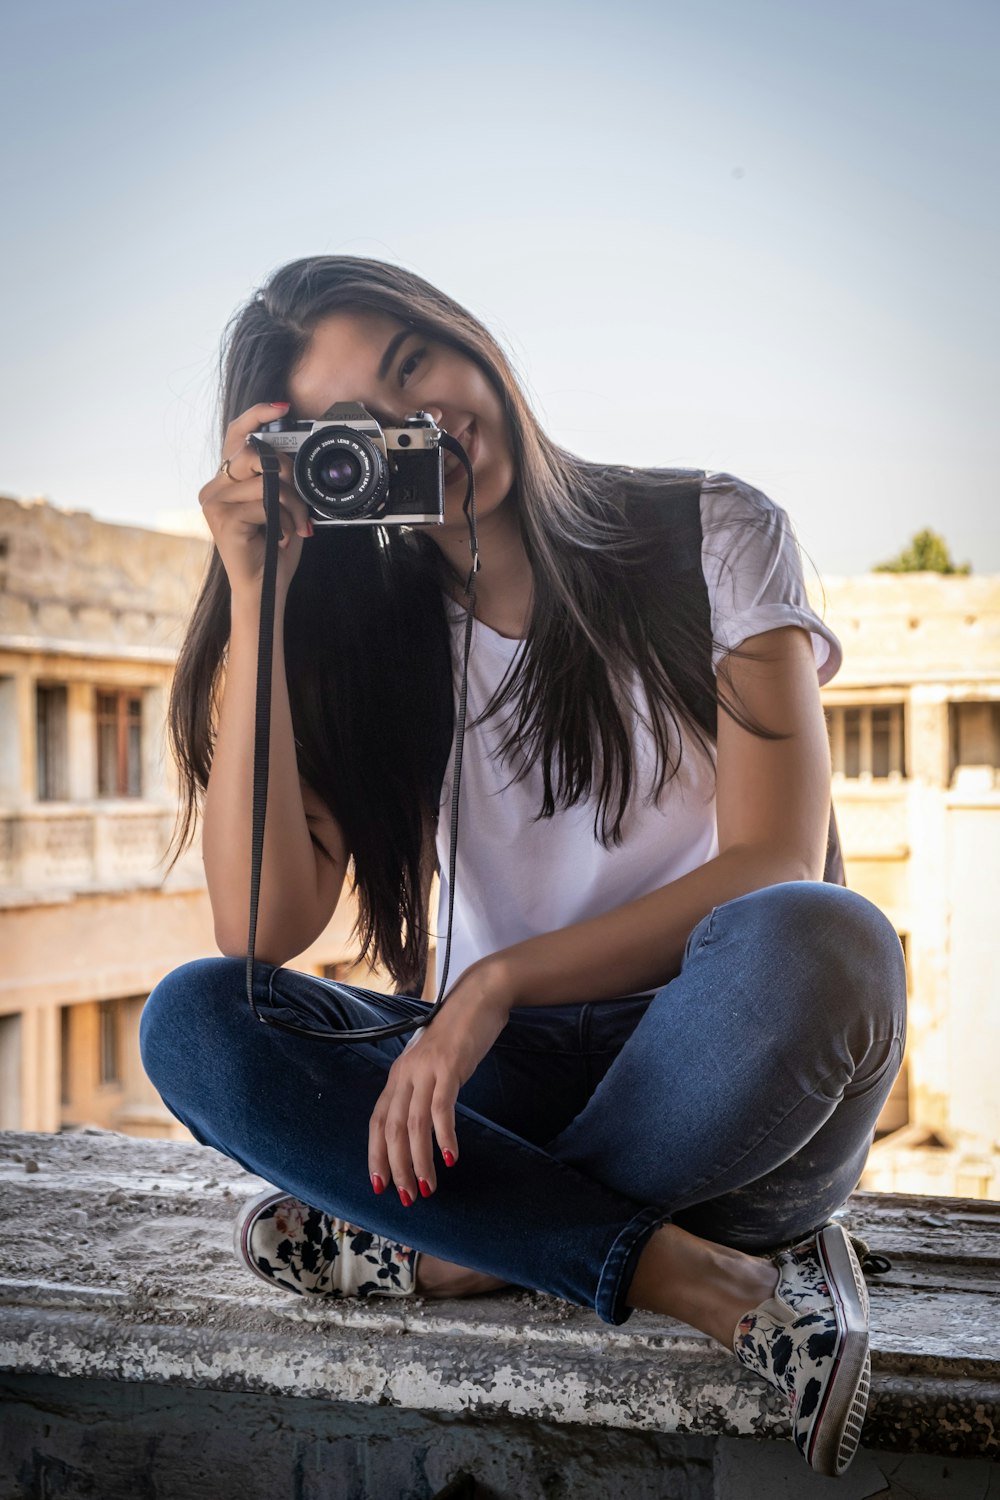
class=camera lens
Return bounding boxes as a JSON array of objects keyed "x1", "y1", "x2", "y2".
[
  {"x1": 318, "y1": 452, "x2": 362, "y2": 493},
  {"x1": 294, "y1": 426, "x2": 388, "y2": 520}
]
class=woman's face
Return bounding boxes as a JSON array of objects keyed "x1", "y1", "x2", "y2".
[{"x1": 287, "y1": 309, "x2": 516, "y2": 533}]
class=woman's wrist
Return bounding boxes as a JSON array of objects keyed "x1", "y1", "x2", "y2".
[
  {"x1": 229, "y1": 587, "x2": 291, "y2": 639},
  {"x1": 446, "y1": 955, "x2": 517, "y2": 1016}
]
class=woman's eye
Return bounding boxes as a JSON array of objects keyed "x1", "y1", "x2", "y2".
[{"x1": 399, "y1": 349, "x2": 425, "y2": 383}]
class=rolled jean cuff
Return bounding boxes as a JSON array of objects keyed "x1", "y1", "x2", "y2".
[{"x1": 595, "y1": 1203, "x2": 673, "y2": 1326}]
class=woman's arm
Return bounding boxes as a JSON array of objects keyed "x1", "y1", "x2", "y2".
[
  {"x1": 471, "y1": 624, "x2": 833, "y2": 1007},
  {"x1": 204, "y1": 589, "x2": 349, "y2": 962},
  {"x1": 196, "y1": 401, "x2": 350, "y2": 964}
]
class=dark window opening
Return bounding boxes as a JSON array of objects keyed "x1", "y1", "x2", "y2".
[
  {"x1": 98, "y1": 999, "x2": 120, "y2": 1086},
  {"x1": 60, "y1": 1005, "x2": 72, "y2": 1106},
  {"x1": 36, "y1": 684, "x2": 69, "y2": 800},
  {"x1": 949, "y1": 701, "x2": 1000, "y2": 785},
  {"x1": 827, "y1": 703, "x2": 906, "y2": 779}
]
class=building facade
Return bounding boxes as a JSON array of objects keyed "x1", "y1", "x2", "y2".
[
  {"x1": 2, "y1": 496, "x2": 998, "y2": 1194},
  {"x1": 0, "y1": 496, "x2": 387, "y2": 1141},
  {"x1": 818, "y1": 571, "x2": 1000, "y2": 1196}
]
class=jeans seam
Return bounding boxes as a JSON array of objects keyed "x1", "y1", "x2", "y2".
[
  {"x1": 685, "y1": 907, "x2": 718, "y2": 961},
  {"x1": 840, "y1": 1033, "x2": 905, "y2": 1101},
  {"x1": 595, "y1": 1204, "x2": 672, "y2": 1325}
]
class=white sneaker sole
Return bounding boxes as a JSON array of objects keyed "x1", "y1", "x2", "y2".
[
  {"x1": 233, "y1": 1186, "x2": 303, "y2": 1289},
  {"x1": 807, "y1": 1224, "x2": 871, "y2": 1476}
]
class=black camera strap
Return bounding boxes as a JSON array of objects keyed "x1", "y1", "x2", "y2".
[{"x1": 242, "y1": 432, "x2": 479, "y2": 1043}]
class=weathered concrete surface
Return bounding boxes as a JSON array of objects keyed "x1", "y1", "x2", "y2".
[
  {"x1": 5, "y1": 1375, "x2": 1000, "y2": 1500},
  {"x1": 0, "y1": 1129, "x2": 997, "y2": 1471},
  {"x1": 0, "y1": 1373, "x2": 718, "y2": 1500},
  {"x1": 713, "y1": 1437, "x2": 1000, "y2": 1499}
]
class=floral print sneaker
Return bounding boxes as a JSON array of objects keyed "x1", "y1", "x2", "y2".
[
  {"x1": 733, "y1": 1222, "x2": 871, "y2": 1477},
  {"x1": 234, "y1": 1187, "x2": 421, "y2": 1299}
]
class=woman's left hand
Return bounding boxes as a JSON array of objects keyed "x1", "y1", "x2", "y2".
[{"x1": 368, "y1": 962, "x2": 513, "y2": 1205}]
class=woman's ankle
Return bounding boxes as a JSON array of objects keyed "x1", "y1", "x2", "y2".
[
  {"x1": 626, "y1": 1225, "x2": 779, "y2": 1348},
  {"x1": 415, "y1": 1252, "x2": 510, "y2": 1299}
]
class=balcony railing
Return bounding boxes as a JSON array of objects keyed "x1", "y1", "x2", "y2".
[
  {"x1": 831, "y1": 781, "x2": 911, "y2": 858},
  {"x1": 0, "y1": 804, "x2": 202, "y2": 895}
]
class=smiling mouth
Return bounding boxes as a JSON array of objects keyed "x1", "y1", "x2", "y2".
[{"x1": 443, "y1": 421, "x2": 475, "y2": 479}]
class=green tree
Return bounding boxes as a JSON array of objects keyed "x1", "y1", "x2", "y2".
[{"x1": 873, "y1": 528, "x2": 971, "y2": 575}]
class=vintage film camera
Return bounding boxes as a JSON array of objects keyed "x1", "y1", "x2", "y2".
[{"x1": 252, "y1": 401, "x2": 447, "y2": 525}]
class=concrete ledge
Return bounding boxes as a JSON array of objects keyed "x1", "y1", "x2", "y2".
[{"x1": 1, "y1": 1130, "x2": 997, "y2": 1480}]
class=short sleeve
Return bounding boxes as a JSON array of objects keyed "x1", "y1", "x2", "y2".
[{"x1": 700, "y1": 472, "x2": 842, "y2": 685}]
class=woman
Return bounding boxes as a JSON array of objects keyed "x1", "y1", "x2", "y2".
[{"x1": 140, "y1": 256, "x2": 907, "y2": 1478}]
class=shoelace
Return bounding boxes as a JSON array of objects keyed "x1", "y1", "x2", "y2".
[
  {"x1": 845, "y1": 1231, "x2": 893, "y2": 1276},
  {"x1": 766, "y1": 1225, "x2": 893, "y2": 1278}
]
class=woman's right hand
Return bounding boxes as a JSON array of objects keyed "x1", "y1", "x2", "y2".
[{"x1": 199, "y1": 402, "x2": 315, "y2": 599}]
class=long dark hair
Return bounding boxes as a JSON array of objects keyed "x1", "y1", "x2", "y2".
[{"x1": 168, "y1": 256, "x2": 785, "y2": 992}]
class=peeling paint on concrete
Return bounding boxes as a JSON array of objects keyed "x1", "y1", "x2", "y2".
[{"x1": 1, "y1": 1129, "x2": 998, "y2": 1467}]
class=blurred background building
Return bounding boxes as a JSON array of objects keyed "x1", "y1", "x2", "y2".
[
  {"x1": 0, "y1": 494, "x2": 389, "y2": 1142},
  {"x1": 820, "y1": 569, "x2": 1000, "y2": 1197},
  {"x1": 2, "y1": 495, "x2": 998, "y2": 1196}
]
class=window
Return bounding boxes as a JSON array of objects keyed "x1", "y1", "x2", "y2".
[
  {"x1": 98, "y1": 999, "x2": 120, "y2": 1086},
  {"x1": 826, "y1": 704, "x2": 906, "y2": 780},
  {"x1": 96, "y1": 689, "x2": 143, "y2": 797},
  {"x1": 36, "y1": 684, "x2": 69, "y2": 800},
  {"x1": 0, "y1": 1013, "x2": 22, "y2": 1129},
  {"x1": 949, "y1": 701, "x2": 1000, "y2": 786},
  {"x1": 60, "y1": 1005, "x2": 72, "y2": 1106}
]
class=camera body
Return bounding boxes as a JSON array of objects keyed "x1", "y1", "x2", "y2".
[{"x1": 252, "y1": 402, "x2": 445, "y2": 526}]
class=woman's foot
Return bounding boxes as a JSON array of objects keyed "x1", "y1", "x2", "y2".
[
  {"x1": 234, "y1": 1190, "x2": 420, "y2": 1298},
  {"x1": 414, "y1": 1253, "x2": 511, "y2": 1299},
  {"x1": 733, "y1": 1225, "x2": 871, "y2": 1476},
  {"x1": 626, "y1": 1221, "x2": 871, "y2": 1477}
]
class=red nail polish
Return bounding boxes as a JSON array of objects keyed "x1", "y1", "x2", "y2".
[
  {"x1": 418, "y1": 1178, "x2": 432, "y2": 1197},
  {"x1": 443, "y1": 1151, "x2": 456, "y2": 1168},
  {"x1": 371, "y1": 1173, "x2": 384, "y2": 1194},
  {"x1": 306, "y1": 521, "x2": 315, "y2": 538},
  {"x1": 270, "y1": 401, "x2": 290, "y2": 408},
  {"x1": 398, "y1": 1187, "x2": 413, "y2": 1207}
]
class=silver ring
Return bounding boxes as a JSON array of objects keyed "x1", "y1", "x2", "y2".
[{"x1": 219, "y1": 457, "x2": 262, "y2": 481}]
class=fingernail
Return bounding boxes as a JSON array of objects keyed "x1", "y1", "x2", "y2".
[
  {"x1": 371, "y1": 1173, "x2": 384, "y2": 1194},
  {"x1": 306, "y1": 521, "x2": 315, "y2": 537},
  {"x1": 443, "y1": 1151, "x2": 456, "y2": 1168},
  {"x1": 418, "y1": 1178, "x2": 432, "y2": 1198},
  {"x1": 398, "y1": 1188, "x2": 413, "y2": 1208},
  {"x1": 270, "y1": 401, "x2": 290, "y2": 408}
]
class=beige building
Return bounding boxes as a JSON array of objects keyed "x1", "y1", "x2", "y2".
[
  {"x1": 819, "y1": 571, "x2": 1000, "y2": 1197},
  {"x1": 2, "y1": 496, "x2": 998, "y2": 1196},
  {"x1": 0, "y1": 495, "x2": 385, "y2": 1141}
]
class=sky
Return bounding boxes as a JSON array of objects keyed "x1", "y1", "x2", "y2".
[{"x1": 1, "y1": 0, "x2": 997, "y2": 578}]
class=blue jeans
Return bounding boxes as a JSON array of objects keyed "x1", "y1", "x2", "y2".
[{"x1": 139, "y1": 881, "x2": 907, "y2": 1327}]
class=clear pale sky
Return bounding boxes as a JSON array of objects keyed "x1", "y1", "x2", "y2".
[{"x1": 1, "y1": 0, "x2": 996, "y2": 577}]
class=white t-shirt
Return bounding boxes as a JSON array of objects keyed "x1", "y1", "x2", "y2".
[{"x1": 434, "y1": 472, "x2": 842, "y2": 993}]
